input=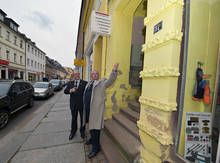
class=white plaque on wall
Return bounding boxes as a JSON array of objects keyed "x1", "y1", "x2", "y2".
[{"x1": 91, "y1": 11, "x2": 111, "y2": 36}]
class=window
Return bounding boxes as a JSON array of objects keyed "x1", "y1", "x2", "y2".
[
  {"x1": 0, "y1": 47, "x2": 1, "y2": 58},
  {"x1": 14, "y1": 53, "x2": 17, "y2": 63},
  {"x1": 14, "y1": 36, "x2": 17, "y2": 45},
  {"x1": 35, "y1": 61, "x2": 36, "y2": 68},
  {"x1": 32, "y1": 47, "x2": 34, "y2": 54},
  {"x1": 20, "y1": 40, "x2": 23, "y2": 48},
  {"x1": 41, "y1": 54, "x2": 42, "y2": 59},
  {"x1": 27, "y1": 45, "x2": 30, "y2": 52},
  {"x1": 31, "y1": 60, "x2": 33, "y2": 67},
  {"x1": 6, "y1": 50, "x2": 10, "y2": 60},
  {"x1": 0, "y1": 26, "x2": 2, "y2": 36},
  {"x1": 0, "y1": 14, "x2": 3, "y2": 21},
  {"x1": 27, "y1": 58, "x2": 30, "y2": 66},
  {"x1": 40, "y1": 64, "x2": 42, "y2": 69},
  {"x1": 20, "y1": 56, "x2": 22, "y2": 64},
  {"x1": 6, "y1": 31, "x2": 10, "y2": 41},
  {"x1": 35, "y1": 49, "x2": 37, "y2": 56}
]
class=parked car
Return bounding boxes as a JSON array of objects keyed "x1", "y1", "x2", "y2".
[
  {"x1": 33, "y1": 82, "x2": 54, "y2": 99},
  {"x1": 61, "y1": 80, "x2": 66, "y2": 87},
  {"x1": 49, "y1": 79, "x2": 62, "y2": 91},
  {"x1": 0, "y1": 80, "x2": 34, "y2": 129}
]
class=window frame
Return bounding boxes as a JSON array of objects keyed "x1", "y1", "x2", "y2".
[
  {"x1": 6, "y1": 50, "x2": 10, "y2": 60},
  {"x1": 14, "y1": 53, "x2": 17, "y2": 63},
  {"x1": 6, "y1": 31, "x2": 10, "y2": 41}
]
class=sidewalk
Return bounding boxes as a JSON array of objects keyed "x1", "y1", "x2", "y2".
[{"x1": 0, "y1": 91, "x2": 85, "y2": 163}]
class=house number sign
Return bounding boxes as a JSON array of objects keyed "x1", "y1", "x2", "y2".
[{"x1": 153, "y1": 21, "x2": 163, "y2": 34}]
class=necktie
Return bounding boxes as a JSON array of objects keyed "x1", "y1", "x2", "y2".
[
  {"x1": 75, "y1": 80, "x2": 78, "y2": 88},
  {"x1": 88, "y1": 80, "x2": 94, "y2": 89}
]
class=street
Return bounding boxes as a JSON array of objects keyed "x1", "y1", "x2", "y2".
[
  {"x1": 0, "y1": 89, "x2": 62, "y2": 149},
  {"x1": 0, "y1": 89, "x2": 86, "y2": 163}
]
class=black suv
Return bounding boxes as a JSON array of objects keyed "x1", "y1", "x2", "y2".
[{"x1": 0, "y1": 80, "x2": 34, "y2": 129}]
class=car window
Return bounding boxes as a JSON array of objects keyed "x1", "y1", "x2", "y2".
[
  {"x1": 34, "y1": 83, "x2": 49, "y2": 88},
  {"x1": 19, "y1": 84, "x2": 26, "y2": 91},
  {"x1": 24, "y1": 83, "x2": 30, "y2": 89},
  {"x1": 11, "y1": 84, "x2": 20, "y2": 93},
  {"x1": 0, "y1": 82, "x2": 11, "y2": 97}
]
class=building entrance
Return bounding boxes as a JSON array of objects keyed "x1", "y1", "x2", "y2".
[{"x1": 129, "y1": 0, "x2": 146, "y2": 88}]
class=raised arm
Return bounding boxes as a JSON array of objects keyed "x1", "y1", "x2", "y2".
[{"x1": 104, "y1": 63, "x2": 119, "y2": 88}]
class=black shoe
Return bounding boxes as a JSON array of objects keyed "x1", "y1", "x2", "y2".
[
  {"x1": 69, "y1": 132, "x2": 76, "y2": 140},
  {"x1": 85, "y1": 139, "x2": 92, "y2": 145},
  {"x1": 88, "y1": 151, "x2": 99, "y2": 159}
]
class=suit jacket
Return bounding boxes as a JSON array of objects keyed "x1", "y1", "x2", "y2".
[{"x1": 64, "y1": 79, "x2": 87, "y2": 110}]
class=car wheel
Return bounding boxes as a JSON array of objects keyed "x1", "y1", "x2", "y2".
[
  {"x1": 28, "y1": 97, "x2": 34, "y2": 108},
  {"x1": 0, "y1": 110, "x2": 9, "y2": 129}
]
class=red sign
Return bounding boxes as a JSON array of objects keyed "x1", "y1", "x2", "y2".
[
  {"x1": 37, "y1": 72, "x2": 41, "y2": 76},
  {"x1": 0, "y1": 60, "x2": 9, "y2": 65}
]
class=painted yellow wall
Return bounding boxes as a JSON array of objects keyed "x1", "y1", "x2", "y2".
[
  {"x1": 139, "y1": 0, "x2": 184, "y2": 162},
  {"x1": 0, "y1": 22, "x2": 26, "y2": 70},
  {"x1": 93, "y1": 37, "x2": 102, "y2": 73},
  {"x1": 103, "y1": 0, "x2": 144, "y2": 119},
  {"x1": 178, "y1": 0, "x2": 220, "y2": 156},
  {"x1": 83, "y1": 0, "x2": 142, "y2": 119}
]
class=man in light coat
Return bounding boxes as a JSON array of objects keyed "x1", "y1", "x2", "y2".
[{"x1": 83, "y1": 63, "x2": 119, "y2": 159}]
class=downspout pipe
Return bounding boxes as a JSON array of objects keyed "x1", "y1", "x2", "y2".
[{"x1": 175, "y1": 0, "x2": 190, "y2": 155}]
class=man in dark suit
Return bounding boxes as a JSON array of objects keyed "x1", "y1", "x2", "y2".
[{"x1": 64, "y1": 70, "x2": 87, "y2": 140}]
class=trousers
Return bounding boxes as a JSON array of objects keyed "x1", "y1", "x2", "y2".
[
  {"x1": 70, "y1": 105, "x2": 84, "y2": 135},
  {"x1": 90, "y1": 129, "x2": 101, "y2": 152}
]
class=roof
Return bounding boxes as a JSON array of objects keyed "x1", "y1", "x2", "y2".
[
  {"x1": 5, "y1": 17, "x2": 19, "y2": 27},
  {"x1": 46, "y1": 56, "x2": 66, "y2": 73},
  {"x1": 0, "y1": 9, "x2": 7, "y2": 17}
]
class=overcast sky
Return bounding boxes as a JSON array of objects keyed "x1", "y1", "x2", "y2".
[{"x1": 1, "y1": 0, "x2": 82, "y2": 68}]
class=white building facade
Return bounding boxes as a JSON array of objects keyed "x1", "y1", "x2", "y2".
[{"x1": 25, "y1": 40, "x2": 46, "y2": 82}]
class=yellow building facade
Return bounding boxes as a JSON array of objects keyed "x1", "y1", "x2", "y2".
[
  {"x1": 79, "y1": 0, "x2": 220, "y2": 162},
  {"x1": 0, "y1": 10, "x2": 26, "y2": 80}
]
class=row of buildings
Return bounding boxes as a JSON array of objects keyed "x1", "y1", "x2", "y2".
[
  {"x1": 75, "y1": 0, "x2": 220, "y2": 162},
  {"x1": 0, "y1": 9, "x2": 67, "y2": 82}
]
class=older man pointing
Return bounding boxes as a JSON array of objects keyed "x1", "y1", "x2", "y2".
[{"x1": 83, "y1": 63, "x2": 119, "y2": 159}]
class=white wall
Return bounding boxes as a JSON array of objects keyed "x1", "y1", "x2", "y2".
[{"x1": 25, "y1": 41, "x2": 46, "y2": 81}]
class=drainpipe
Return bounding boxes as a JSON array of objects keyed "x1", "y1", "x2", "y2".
[{"x1": 175, "y1": 0, "x2": 190, "y2": 154}]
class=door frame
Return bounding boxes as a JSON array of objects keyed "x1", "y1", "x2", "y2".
[{"x1": 212, "y1": 43, "x2": 220, "y2": 163}]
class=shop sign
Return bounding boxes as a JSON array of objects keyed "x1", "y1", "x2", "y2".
[
  {"x1": 184, "y1": 112, "x2": 211, "y2": 162},
  {"x1": 37, "y1": 72, "x2": 41, "y2": 76},
  {"x1": 154, "y1": 21, "x2": 163, "y2": 34},
  {"x1": 91, "y1": 11, "x2": 111, "y2": 36},
  {"x1": 74, "y1": 59, "x2": 85, "y2": 66},
  {"x1": 0, "y1": 60, "x2": 9, "y2": 65}
]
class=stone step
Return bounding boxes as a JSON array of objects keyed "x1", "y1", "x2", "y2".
[
  {"x1": 127, "y1": 100, "x2": 140, "y2": 113},
  {"x1": 112, "y1": 113, "x2": 140, "y2": 140},
  {"x1": 104, "y1": 119, "x2": 140, "y2": 162},
  {"x1": 120, "y1": 108, "x2": 139, "y2": 124},
  {"x1": 100, "y1": 131, "x2": 129, "y2": 163}
]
